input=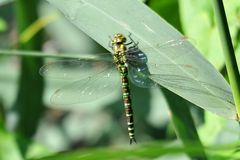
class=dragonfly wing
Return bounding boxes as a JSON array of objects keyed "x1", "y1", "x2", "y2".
[
  {"x1": 126, "y1": 37, "x2": 188, "y2": 63},
  {"x1": 126, "y1": 39, "x2": 236, "y2": 119},
  {"x1": 50, "y1": 68, "x2": 120, "y2": 105},
  {"x1": 128, "y1": 63, "x2": 156, "y2": 88},
  {"x1": 126, "y1": 37, "x2": 197, "y2": 88},
  {"x1": 150, "y1": 73, "x2": 236, "y2": 119},
  {"x1": 127, "y1": 55, "x2": 198, "y2": 88},
  {"x1": 40, "y1": 58, "x2": 114, "y2": 80}
]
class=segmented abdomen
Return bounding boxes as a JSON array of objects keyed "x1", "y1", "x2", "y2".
[{"x1": 121, "y1": 73, "x2": 136, "y2": 144}]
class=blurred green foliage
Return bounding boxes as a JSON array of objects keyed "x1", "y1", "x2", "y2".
[
  {"x1": 0, "y1": 0, "x2": 239, "y2": 160},
  {"x1": 0, "y1": 18, "x2": 7, "y2": 32},
  {"x1": 14, "y1": 0, "x2": 45, "y2": 156}
]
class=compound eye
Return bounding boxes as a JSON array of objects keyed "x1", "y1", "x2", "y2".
[{"x1": 117, "y1": 33, "x2": 122, "y2": 37}]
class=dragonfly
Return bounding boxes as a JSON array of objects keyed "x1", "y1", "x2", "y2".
[{"x1": 40, "y1": 33, "x2": 235, "y2": 144}]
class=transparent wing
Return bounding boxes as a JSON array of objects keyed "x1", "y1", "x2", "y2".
[
  {"x1": 125, "y1": 37, "x2": 236, "y2": 119},
  {"x1": 149, "y1": 74, "x2": 235, "y2": 118},
  {"x1": 128, "y1": 63, "x2": 155, "y2": 88},
  {"x1": 126, "y1": 38, "x2": 198, "y2": 88},
  {"x1": 40, "y1": 37, "x2": 187, "y2": 81},
  {"x1": 50, "y1": 68, "x2": 120, "y2": 105},
  {"x1": 128, "y1": 62, "x2": 197, "y2": 88},
  {"x1": 125, "y1": 36, "x2": 188, "y2": 63},
  {"x1": 128, "y1": 57, "x2": 235, "y2": 118},
  {"x1": 151, "y1": 74, "x2": 234, "y2": 104},
  {"x1": 40, "y1": 58, "x2": 114, "y2": 81}
]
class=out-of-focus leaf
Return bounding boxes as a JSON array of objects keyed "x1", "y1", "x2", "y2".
[
  {"x1": 0, "y1": 18, "x2": 7, "y2": 32},
  {"x1": 27, "y1": 141, "x2": 240, "y2": 160},
  {"x1": 199, "y1": 112, "x2": 239, "y2": 145},
  {"x1": 14, "y1": 0, "x2": 45, "y2": 155},
  {"x1": 0, "y1": 99, "x2": 5, "y2": 127},
  {"x1": 147, "y1": 0, "x2": 182, "y2": 31},
  {"x1": 39, "y1": 2, "x2": 105, "y2": 53},
  {"x1": 179, "y1": 0, "x2": 240, "y2": 69},
  {"x1": 0, "y1": 127, "x2": 53, "y2": 160},
  {"x1": 26, "y1": 142, "x2": 55, "y2": 160},
  {"x1": 0, "y1": 129, "x2": 23, "y2": 160},
  {"x1": 162, "y1": 87, "x2": 207, "y2": 160}
]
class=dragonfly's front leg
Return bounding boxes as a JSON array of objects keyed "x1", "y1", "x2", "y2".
[
  {"x1": 126, "y1": 33, "x2": 139, "y2": 46},
  {"x1": 108, "y1": 35, "x2": 114, "y2": 49}
]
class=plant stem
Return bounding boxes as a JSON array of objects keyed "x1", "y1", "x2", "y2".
[
  {"x1": 0, "y1": 49, "x2": 111, "y2": 60},
  {"x1": 212, "y1": 0, "x2": 240, "y2": 120}
]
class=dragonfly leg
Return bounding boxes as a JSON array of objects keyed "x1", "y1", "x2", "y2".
[
  {"x1": 125, "y1": 34, "x2": 140, "y2": 53},
  {"x1": 125, "y1": 42, "x2": 140, "y2": 55},
  {"x1": 128, "y1": 43, "x2": 139, "y2": 51},
  {"x1": 108, "y1": 35, "x2": 113, "y2": 49},
  {"x1": 126, "y1": 32, "x2": 139, "y2": 46},
  {"x1": 127, "y1": 32, "x2": 132, "y2": 38},
  {"x1": 125, "y1": 41, "x2": 133, "y2": 46}
]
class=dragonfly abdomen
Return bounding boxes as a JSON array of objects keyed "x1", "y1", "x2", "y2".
[{"x1": 121, "y1": 74, "x2": 136, "y2": 144}]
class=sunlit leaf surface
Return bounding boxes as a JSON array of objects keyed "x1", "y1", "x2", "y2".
[{"x1": 47, "y1": 0, "x2": 237, "y2": 119}]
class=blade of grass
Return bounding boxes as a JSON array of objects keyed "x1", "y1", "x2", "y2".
[
  {"x1": 161, "y1": 87, "x2": 207, "y2": 160},
  {"x1": 212, "y1": 0, "x2": 240, "y2": 119},
  {"x1": 14, "y1": 0, "x2": 45, "y2": 155},
  {"x1": 27, "y1": 141, "x2": 240, "y2": 160},
  {"x1": 0, "y1": 129, "x2": 24, "y2": 160}
]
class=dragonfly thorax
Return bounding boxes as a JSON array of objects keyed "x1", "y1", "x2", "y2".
[
  {"x1": 111, "y1": 33, "x2": 127, "y2": 56},
  {"x1": 112, "y1": 44, "x2": 127, "y2": 53},
  {"x1": 111, "y1": 34, "x2": 129, "y2": 75},
  {"x1": 113, "y1": 52, "x2": 127, "y2": 65}
]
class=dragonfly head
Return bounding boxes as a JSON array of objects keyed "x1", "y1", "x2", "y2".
[{"x1": 112, "y1": 33, "x2": 126, "y2": 44}]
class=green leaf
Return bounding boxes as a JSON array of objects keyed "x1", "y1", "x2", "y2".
[
  {"x1": 179, "y1": 0, "x2": 240, "y2": 69},
  {"x1": 47, "y1": 0, "x2": 237, "y2": 119},
  {"x1": 162, "y1": 87, "x2": 207, "y2": 160},
  {"x1": 212, "y1": 0, "x2": 240, "y2": 121},
  {"x1": 0, "y1": 129, "x2": 23, "y2": 160},
  {"x1": 27, "y1": 141, "x2": 240, "y2": 160},
  {"x1": 14, "y1": 0, "x2": 45, "y2": 155},
  {"x1": 148, "y1": 0, "x2": 182, "y2": 31},
  {"x1": 0, "y1": 18, "x2": 7, "y2": 32}
]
